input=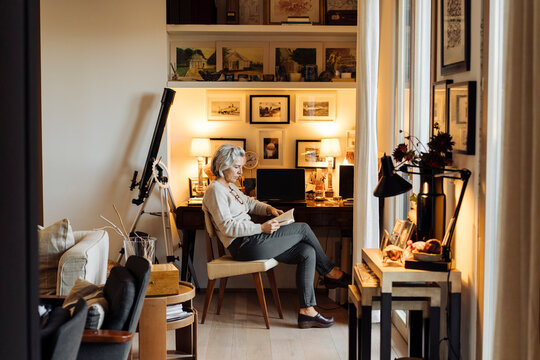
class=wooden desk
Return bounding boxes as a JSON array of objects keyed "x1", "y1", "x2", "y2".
[
  {"x1": 174, "y1": 200, "x2": 353, "y2": 282},
  {"x1": 362, "y1": 248, "x2": 462, "y2": 360}
]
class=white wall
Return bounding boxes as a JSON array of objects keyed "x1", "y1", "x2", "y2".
[{"x1": 41, "y1": 0, "x2": 170, "y2": 261}]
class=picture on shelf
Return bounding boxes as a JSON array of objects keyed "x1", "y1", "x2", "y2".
[
  {"x1": 295, "y1": 140, "x2": 334, "y2": 168},
  {"x1": 240, "y1": 0, "x2": 264, "y2": 24},
  {"x1": 266, "y1": 0, "x2": 322, "y2": 24},
  {"x1": 207, "y1": 93, "x2": 245, "y2": 121},
  {"x1": 217, "y1": 41, "x2": 269, "y2": 79},
  {"x1": 270, "y1": 42, "x2": 323, "y2": 81},
  {"x1": 189, "y1": 177, "x2": 210, "y2": 198},
  {"x1": 170, "y1": 42, "x2": 216, "y2": 81},
  {"x1": 258, "y1": 129, "x2": 285, "y2": 166},
  {"x1": 295, "y1": 93, "x2": 336, "y2": 121},
  {"x1": 325, "y1": 0, "x2": 357, "y2": 25},
  {"x1": 250, "y1": 95, "x2": 290, "y2": 124},
  {"x1": 324, "y1": 44, "x2": 356, "y2": 79}
]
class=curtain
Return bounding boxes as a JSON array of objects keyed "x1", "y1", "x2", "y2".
[
  {"x1": 353, "y1": 0, "x2": 380, "y2": 264},
  {"x1": 492, "y1": 0, "x2": 540, "y2": 358}
]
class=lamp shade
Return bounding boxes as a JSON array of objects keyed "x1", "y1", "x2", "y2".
[
  {"x1": 373, "y1": 155, "x2": 412, "y2": 197},
  {"x1": 320, "y1": 138, "x2": 342, "y2": 157},
  {"x1": 190, "y1": 138, "x2": 211, "y2": 157}
]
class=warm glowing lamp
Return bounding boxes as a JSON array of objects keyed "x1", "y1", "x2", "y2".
[
  {"x1": 320, "y1": 138, "x2": 342, "y2": 198},
  {"x1": 190, "y1": 138, "x2": 211, "y2": 197}
]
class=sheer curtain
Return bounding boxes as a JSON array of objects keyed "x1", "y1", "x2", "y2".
[
  {"x1": 492, "y1": 0, "x2": 540, "y2": 358},
  {"x1": 353, "y1": 0, "x2": 380, "y2": 264}
]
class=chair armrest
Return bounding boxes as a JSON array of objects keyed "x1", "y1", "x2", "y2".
[
  {"x1": 40, "y1": 295, "x2": 66, "y2": 307},
  {"x1": 57, "y1": 230, "x2": 109, "y2": 295},
  {"x1": 82, "y1": 329, "x2": 133, "y2": 343}
]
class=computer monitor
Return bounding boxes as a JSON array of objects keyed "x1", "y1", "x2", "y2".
[
  {"x1": 339, "y1": 165, "x2": 354, "y2": 199},
  {"x1": 256, "y1": 169, "x2": 306, "y2": 203}
]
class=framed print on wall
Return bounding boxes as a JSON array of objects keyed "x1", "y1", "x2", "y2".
[
  {"x1": 448, "y1": 81, "x2": 476, "y2": 155},
  {"x1": 325, "y1": 0, "x2": 357, "y2": 25},
  {"x1": 207, "y1": 93, "x2": 245, "y2": 121},
  {"x1": 170, "y1": 41, "x2": 216, "y2": 81},
  {"x1": 209, "y1": 138, "x2": 247, "y2": 155},
  {"x1": 270, "y1": 42, "x2": 323, "y2": 81},
  {"x1": 216, "y1": 41, "x2": 269, "y2": 78},
  {"x1": 295, "y1": 93, "x2": 336, "y2": 121},
  {"x1": 266, "y1": 0, "x2": 323, "y2": 24},
  {"x1": 250, "y1": 95, "x2": 290, "y2": 124},
  {"x1": 431, "y1": 80, "x2": 452, "y2": 135},
  {"x1": 295, "y1": 140, "x2": 334, "y2": 169},
  {"x1": 441, "y1": 0, "x2": 470, "y2": 75},
  {"x1": 324, "y1": 43, "x2": 356, "y2": 80},
  {"x1": 258, "y1": 129, "x2": 285, "y2": 167}
]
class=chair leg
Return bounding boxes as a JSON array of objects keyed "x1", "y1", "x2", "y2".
[
  {"x1": 201, "y1": 279, "x2": 216, "y2": 324},
  {"x1": 266, "y1": 268, "x2": 283, "y2": 319},
  {"x1": 252, "y1": 272, "x2": 270, "y2": 329},
  {"x1": 216, "y1": 277, "x2": 228, "y2": 315}
]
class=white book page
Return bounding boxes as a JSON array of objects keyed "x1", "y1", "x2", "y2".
[{"x1": 273, "y1": 208, "x2": 295, "y2": 226}]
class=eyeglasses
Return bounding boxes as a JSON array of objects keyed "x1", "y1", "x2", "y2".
[{"x1": 228, "y1": 186, "x2": 244, "y2": 205}]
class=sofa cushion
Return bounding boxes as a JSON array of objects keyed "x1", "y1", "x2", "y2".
[
  {"x1": 63, "y1": 278, "x2": 108, "y2": 329},
  {"x1": 39, "y1": 219, "x2": 75, "y2": 295},
  {"x1": 102, "y1": 266, "x2": 136, "y2": 330}
]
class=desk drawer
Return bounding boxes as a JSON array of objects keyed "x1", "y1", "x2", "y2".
[{"x1": 175, "y1": 208, "x2": 205, "y2": 229}]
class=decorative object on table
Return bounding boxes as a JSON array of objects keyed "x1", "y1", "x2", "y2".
[
  {"x1": 431, "y1": 80, "x2": 453, "y2": 134},
  {"x1": 325, "y1": 0, "x2": 357, "y2": 25},
  {"x1": 237, "y1": 73, "x2": 249, "y2": 81},
  {"x1": 289, "y1": 72, "x2": 302, "y2": 82},
  {"x1": 190, "y1": 138, "x2": 212, "y2": 197},
  {"x1": 146, "y1": 263, "x2": 180, "y2": 296},
  {"x1": 258, "y1": 129, "x2": 285, "y2": 167},
  {"x1": 320, "y1": 138, "x2": 342, "y2": 198},
  {"x1": 270, "y1": 42, "x2": 323, "y2": 81},
  {"x1": 239, "y1": 0, "x2": 264, "y2": 24},
  {"x1": 295, "y1": 139, "x2": 332, "y2": 168},
  {"x1": 441, "y1": 0, "x2": 470, "y2": 75},
  {"x1": 448, "y1": 81, "x2": 476, "y2": 155},
  {"x1": 303, "y1": 64, "x2": 318, "y2": 81},
  {"x1": 207, "y1": 93, "x2": 245, "y2": 121},
  {"x1": 216, "y1": 41, "x2": 269, "y2": 79},
  {"x1": 249, "y1": 95, "x2": 290, "y2": 124},
  {"x1": 199, "y1": 69, "x2": 223, "y2": 81},
  {"x1": 317, "y1": 70, "x2": 333, "y2": 82},
  {"x1": 381, "y1": 244, "x2": 404, "y2": 264},
  {"x1": 263, "y1": 74, "x2": 275, "y2": 81},
  {"x1": 224, "y1": 73, "x2": 235, "y2": 81},
  {"x1": 309, "y1": 168, "x2": 326, "y2": 200},
  {"x1": 266, "y1": 0, "x2": 323, "y2": 24},
  {"x1": 295, "y1": 93, "x2": 336, "y2": 121},
  {"x1": 324, "y1": 43, "x2": 356, "y2": 79},
  {"x1": 188, "y1": 177, "x2": 210, "y2": 198},
  {"x1": 379, "y1": 229, "x2": 390, "y2": 252},
  {"x1": 169, "y1": 42, "x2": 216, "y2": 81},
  {"x1": 225, "y1": 0, "x2": 239, "y2": 24},
  {"x1": 250, "y1": 74, "x2": 260, "y2": 81},
  {"x1": 397, "y1": 220, "x2": 415, "y2": 249}
]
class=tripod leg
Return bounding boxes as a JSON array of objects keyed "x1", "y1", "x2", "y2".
[{"x1": 187, "y1": 256, "x2": 200, "y2": 290}]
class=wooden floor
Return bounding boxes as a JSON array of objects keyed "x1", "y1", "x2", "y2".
[{"x1": 133, "y1": 290, "x2": 408, "y2": 360}]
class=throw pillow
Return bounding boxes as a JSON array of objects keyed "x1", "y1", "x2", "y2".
[
  {"x1": 63, "y1": 278, "x2": 108, "y2": 329},
  {"x1": 39, "y1": 219, "x2": 75, "y2": 295}
]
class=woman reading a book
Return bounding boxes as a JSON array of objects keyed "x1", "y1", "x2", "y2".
[{"x1": 202, "y1": 144, "x2": 350, "y2": 329}]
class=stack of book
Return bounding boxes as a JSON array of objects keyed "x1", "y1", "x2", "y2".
[
  {"x1": 166, "y1": 303, "x2": 192, "y2": 322},
  {"x1": 281, "y1": 16, "x2": 312, "y2": 25}
]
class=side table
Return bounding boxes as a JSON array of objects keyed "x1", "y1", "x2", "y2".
[{"x1": 138, "y1": 281, "x2": 197, "y2": 359}]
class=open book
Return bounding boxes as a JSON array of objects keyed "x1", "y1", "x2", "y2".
[{"x1": 274, "y1": 209, "x2": 295, "y2": 226}]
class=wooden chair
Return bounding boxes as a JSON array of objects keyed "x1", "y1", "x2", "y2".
[{"x1": 200, "y1": 209, "x2": 283, "y2": 329}]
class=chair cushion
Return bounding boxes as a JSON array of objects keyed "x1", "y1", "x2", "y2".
[
  {"x1": 39, "y1": 219, "x2": 75, "y2": 295},
  {"x1": 62, "y1": 278, "x2": 108, "y2": 329},
  {"x1": 207, "y1": 255, "x2": 278, "y2": 280},
  {"x1": 102, "y1": 266, "x2": 136, "y2": 330},
  {"x1": 41, "y1": 306, "x2": 70, "y2": 360}
]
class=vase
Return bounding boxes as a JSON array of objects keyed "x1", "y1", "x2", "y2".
[{"x1": 416, "y1": 165, "x2": 446, "y2": 242}]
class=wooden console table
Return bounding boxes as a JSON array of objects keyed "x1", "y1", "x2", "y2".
[{"x1": 138, "y1": 281, "x2": 197, "y2": 359}]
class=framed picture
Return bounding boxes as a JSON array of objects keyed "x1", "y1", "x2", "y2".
[
  {"x1": 325, "y1": 0, "x2": 357, "y2": 25},
  {"x1": 250, "y1": 95, "x2": 290, "y2": 124},
  {"x1": 397, "y1": 220, "x2": 415, "y2": 249},
  {"x1": 207, "y1": 93, "x2": 245, "y2": 121},
  {"x1": 295, "y1": 93, "x2": 336, "y2": 121},
  {"x1": 209, "y1": 138, "x2": 246, "y2": 155},
  {"x1": 431, "y1": 80, "x2": 452, "y2": 135},
  {"x1": 380, "y1": 229, "x2": 390, "y2": 252},
  {"x1": 324, "y1": 43, "x2": 356, "y2": 79},
  {"x1": 266, "y1": 0, "x2": 323, "y2": 24},
  {"x1": 295, "y1": 140, "x2": 334, "y2": 169},
  {"x1": 441, "y1": 0, "x2": 470, "y2": 75},
  {"x1": 270, "y1": 42, "x2": 323, "y2": 81},
  {"x1": 346, "y1": 130, "x2": 355, "y2": 149},
  {"x1": 240, "y1": 0, "x2": 264, "y2": 24},
  {"x1": 170, "y1": 42, "x2": 216, "y2": 81},
  {"x1": 216, "y1": 41, "x2": 269, "y2": 78},
  {"x1": 390, "y1": 219, "x2": 405, "y2": 246},
  {"x1": 189, "y1": 177, "x2": 210, "y2": 198},
  {"x1": 258, "y1": 129, "x2": 285, "y2": 167},
  {"x1": 448, "y1": 81, "x2": 476, "y2": 155}
]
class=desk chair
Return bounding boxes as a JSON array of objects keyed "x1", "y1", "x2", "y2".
[{"x1": 201, "y1": 210, "x2": 283, "y2": 329}]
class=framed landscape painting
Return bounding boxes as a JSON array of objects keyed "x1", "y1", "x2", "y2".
[
  {"x1": 207, "y1": 93, "x2": 245, "y2": 121},
  {"x1": 216, "y1": 41, "x2": 269, "y2": 78},
  {"x1": 266, "y1": 0, "x2": 322, "y2": 24},
  {"x1": 295, "y1": 140, "x2": 333, "y2": 169},
  {"x1": 170, "y1": 41, "x2": 216, "y2": 81},
  {"x1": 250, "y1": 95, "x2": 290, "y2": 124},
  {"x1": 270, "y1": 42, "x2": 323, "y2": 81},
  {"x1": 324, "y1": 43, "x2": 356, "y2": 79},
  {"x1": 295, "y1": 93, "x2": 336, "y2": 121}
]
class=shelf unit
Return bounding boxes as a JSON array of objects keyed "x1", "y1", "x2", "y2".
[
  {"x1": 167, "y1": 24, "x2": 357, "y2": 37},
  {"x1": 166, "y1": 80, "x2": 356, "y2": 89}
]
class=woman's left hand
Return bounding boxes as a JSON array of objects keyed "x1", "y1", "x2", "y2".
[{"x1": 267, "y1": 206, "x2": 284, "y2": 217}]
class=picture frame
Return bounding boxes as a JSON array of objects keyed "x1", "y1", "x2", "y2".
[
  {"x1": 346, "y1": 130, "x2": 355, "y2": 149},
  {"x1": 325, "y1": 0, "x2": 357, "y2": 25},
  {"x1": 188, "y1": 177, "x2": 210, "y2": 198},
  {"x1": 250, "y1": 95, "x2": 290, "y2": 124},
  {"x1": 448, "y1": 81, "x2": 476, "y2": 155},
  {"x1": 295, "y1": 93, "x2": 336, "y2": 121},
  {"x1": 207, "y1": 93, "x2": 245, "y2": 121},
  {"x1": 216, "y1": 41, "x2": 270, "y2": 78},
  {"x1": 441, "y1": 0, "x2": 470, "y2": 75},
  {"x1": 431, "y1": 80, "x2": 453, "y2": 135},
  {"x1": 324, "y1": 43, "x2": 356, "y2": 79},
  {"x1": 170, "y1": 41, "x2": 216, "y2": 81},
  {"x1": 397, "y1": 220, "x2": 415, "y2": 249},
  {"x1": 295, "y1": 139, "x2": 335, "y2": 169},
  {"x1": 380, "y1": 229, "x2": 390, "y2": 252},
  {"x1": 266, "y1": 0, "x2": 323, "y2": 24},
  {"x1": 390, "y1": 219, "x2": 405, "y2": 246},
  {"x1": 270, "y1": 42, "x2": 323, "y2": 81},
  {"x1": 258, "y1": 129, "x2": 285, "y2": 167},
  {"x1": 209, "y1": 138, "x2": 247, "y2": 155},
  {"x1": 239, "y1": 0, "x2": 264, "y2": 24}
]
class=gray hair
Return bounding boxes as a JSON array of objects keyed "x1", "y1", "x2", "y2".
[{"x1": 210, "y1": 144, "x2": 245, "y2": 177}]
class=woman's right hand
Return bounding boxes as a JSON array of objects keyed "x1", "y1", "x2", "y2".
[{"x1": 261, "y1": 219, "x2": 280, "y2": 234}]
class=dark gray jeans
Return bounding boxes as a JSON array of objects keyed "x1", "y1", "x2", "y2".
[{"x1": 227, "y1": 222, "x2": 334, "y2": 308}]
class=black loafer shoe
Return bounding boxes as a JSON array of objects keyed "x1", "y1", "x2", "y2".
[
  {"x1": 298, "y1": 313, "x2": 335, "y2": 329},
  {"x1": 321, "y1": 272, "x2": 352, "y2": 289}
]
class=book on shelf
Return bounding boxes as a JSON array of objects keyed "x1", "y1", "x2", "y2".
[
  {"x1": 273, "y1": 208, "x2": 295, "y2": 226},
  {"x1": 287, "y1": 16, "x2": 310, "y2": 22},
  {"x1": 281, "y1": 21, "x2": 313, "y2": 25}
]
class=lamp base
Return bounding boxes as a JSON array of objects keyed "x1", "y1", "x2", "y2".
[{"x1": 404, "y1": 259, "x2": 452, "y2": 272}]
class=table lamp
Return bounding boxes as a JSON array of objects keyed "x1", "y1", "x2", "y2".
[
  {"x1": 320, "y1": 138, "x2": 342, "y2": 198},
  {"x1": 190, "y1": 138, "x2": 211, "y2": 196}
]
